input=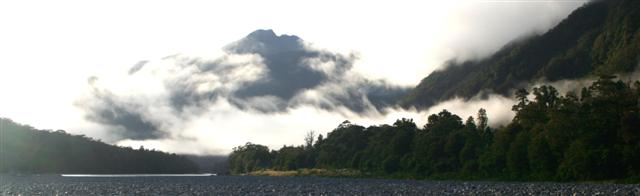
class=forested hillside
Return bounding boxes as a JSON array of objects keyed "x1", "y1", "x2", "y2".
[
  {"x1": 403, "y1": 0, "x2": 640, "y2": 108},
  {"x1": 230, "y1": 76, "x2": 640, "y2": 181},
  {"x1": 0, "y1": 118, "x2": 199, "y2": 174}
]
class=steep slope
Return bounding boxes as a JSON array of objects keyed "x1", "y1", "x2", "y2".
[{"x1": 403, "y1": 0, "x2": 640, "y2": 108}]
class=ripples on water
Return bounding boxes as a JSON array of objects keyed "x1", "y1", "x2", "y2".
[{"x1": 3, "y1": 175, "x2": 639, "y2": 195}]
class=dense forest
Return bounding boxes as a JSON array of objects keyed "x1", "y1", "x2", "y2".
[
  {"x1": 403, "y1": 0, "x2": 640, "y2": 109},
  {"x1": 0, "y1": 118, "x2": 199, "y2": 174},
  {"x1": 229, "y1": 76, "x2": 640, "y2": 181}
]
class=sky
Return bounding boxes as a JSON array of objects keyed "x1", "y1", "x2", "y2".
[{"x1": 0, "y1": 0, "x2": 587, "y2": 155}]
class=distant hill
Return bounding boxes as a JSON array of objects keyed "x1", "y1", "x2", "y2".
[
  {"x1": 184, "y1": 155, "x2": 229, "y2": 175},
  {"x1": 0, "y1": 118, "x2": 198, "y2": 174},
  {"x1": 403, "y1": 0, "x2": 640, "y2": 108}
]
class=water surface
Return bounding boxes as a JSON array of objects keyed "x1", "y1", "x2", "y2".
[{"x1": 2, "y1": 175, "x2": 638, "y2": 195}]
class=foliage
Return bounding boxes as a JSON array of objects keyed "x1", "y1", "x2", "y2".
[
  {"x1": 229, "y1": 76, "x2": 640, "y2": 181},
  {"x1": 402, "y1": 0, "x2": 640, "y2": 109},
  {"x1": 228, "y1": 143, "x2": 271, "y2": 174},
  {"x1": 0, "y1": 119, "x2": 199, "y2": 174}
]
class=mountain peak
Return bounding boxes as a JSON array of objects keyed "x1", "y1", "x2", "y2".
[
  {"x1": 226, "y1": 29, "x2": 304, "y2": 55},
  {"x1": 246, "y1": 29, "x2": 277, "y2": 40}
]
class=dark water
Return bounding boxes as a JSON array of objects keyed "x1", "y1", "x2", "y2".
[{"x1": 1, "y1": 175, "x2": 639, "y2": 195}]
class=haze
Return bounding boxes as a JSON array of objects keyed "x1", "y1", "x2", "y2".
[{"x1": 0, "y1": 0, "x2": 586, "y2": 155}]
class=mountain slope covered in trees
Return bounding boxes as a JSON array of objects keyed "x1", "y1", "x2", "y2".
[
  {"x1": 229, "y1": 76, "x2": 640, "y2": 181},
  {"x1": 0, "y1": 118, "x2": 199, "y2": 174},
  {"x1": 403, "y1": 0, "x2": 640, "y2": 108}
]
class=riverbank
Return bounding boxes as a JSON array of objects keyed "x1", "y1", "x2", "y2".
[
  {"x1": 2, "y1": 175, "x2": 639, "y2": 195},
  {"x1": 245, "y1": 168, "x2": 640, "y2": 184},
  {"x1": 248, "y1": 168, "x2": 363, "y2": 178}
]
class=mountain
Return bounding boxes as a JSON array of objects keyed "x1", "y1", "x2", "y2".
[
  {"x1": 0, "y1": 118, "x2": 199, "y2": 174},
  {"x1": 403, "y1": 0, "x2": 640, "y2": 108}
]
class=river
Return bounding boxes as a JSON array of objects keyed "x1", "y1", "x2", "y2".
[{"x1": 1, "y1": 175, "x2": 638, "y2": 195}]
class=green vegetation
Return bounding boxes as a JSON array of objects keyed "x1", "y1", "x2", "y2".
[
  {"x1": 229, "y1": 76, "x2": 640, "y2": 182},
  {"x1": 0, "y1": 118, "x2": 199, "y2": 174},
  {"x1": 403, "y1": 0, "x2": 640, "y2": 109},
  {"x1": 249, "y1": 168, "x2": 362, "y2": 178}
]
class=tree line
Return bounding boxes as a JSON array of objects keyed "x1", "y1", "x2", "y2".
[
  {"x1": 0, "y1": 118, "x2": 199, "y2": 174},
  {"x1": 403, "y1": 0, "x2": 639, "y2": 109},
  {"x1": 229, "y1": 76, "x2": 640, "y2": 181}
]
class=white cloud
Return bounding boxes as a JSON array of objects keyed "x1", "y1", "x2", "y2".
[
  {"x1": 111, "y1": 93, "x2": 519, "y2": 155},
  {"x1": 0, "y1": 0, "x2": 585, "y2": 154},
  {"x1": 423, "y1": 94, "x2": 517, "y2": 127}
]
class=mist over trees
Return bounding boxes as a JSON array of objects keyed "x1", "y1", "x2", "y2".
[
  {"x1": 0, "y1": 119, "x2": 198, "y2": 174},
  {"x1": 229, "y1": 76, "x2": 640, "y2": 181},
  {"x1": 403, "y1": 0, "x2": 640, "y2": 109}
]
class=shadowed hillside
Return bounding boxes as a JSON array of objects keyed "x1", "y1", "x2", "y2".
[
  {"x1": 0, "y1": 118, "x2": 199, "y2": 174},
  {"x1": 403, "y1": 0, "x2": 640, "y2": 109}
]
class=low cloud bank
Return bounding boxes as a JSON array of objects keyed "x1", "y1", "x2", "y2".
[
  {"x1": 76, "y1": 30, "x2": 410, "y2": 153},
  {"x1": 79, "y1": 29, "x2": 630, "y2": 155}
]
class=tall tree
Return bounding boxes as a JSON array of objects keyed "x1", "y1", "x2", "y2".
[{"x1": 477, "y1": 108, "x2": 488, "y2": 132}]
